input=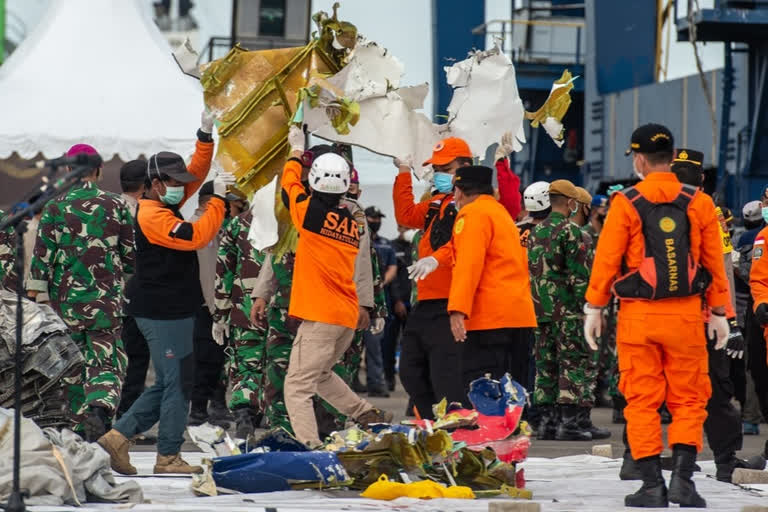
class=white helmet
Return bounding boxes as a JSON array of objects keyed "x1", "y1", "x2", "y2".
[
  {"x1": 308, "y1": 153, "x2": 350, "y2": 194},
  {"x1": 524, "y1": 181, "x2": 551, "y2": 212}
]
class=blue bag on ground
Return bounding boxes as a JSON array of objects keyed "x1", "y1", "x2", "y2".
[{"x1": 212, "y1": 451, "x2": 351, "y2": 493}]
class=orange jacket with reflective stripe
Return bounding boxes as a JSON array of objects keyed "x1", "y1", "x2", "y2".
[
  {"x1": 585, "y1": 172, "x2": 729, "y2": 317},
  {"x1": 447, "y1": 195, "x2": 537, "y2": 331},
  {"x1": 393, "y1": 173, "x2": 455, "y2": 301}
]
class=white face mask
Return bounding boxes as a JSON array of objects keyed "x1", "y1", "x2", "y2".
[{"x1": 633, "y1": 156, "x2": 645, "y2": 181}]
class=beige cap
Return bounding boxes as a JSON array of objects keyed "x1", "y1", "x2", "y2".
[
  {"x1": 548, "y1": 179, "x2": 579, "y2": 199},
  {"x1": 575, "y1": 186, "x2": 592, "y2": 205}
]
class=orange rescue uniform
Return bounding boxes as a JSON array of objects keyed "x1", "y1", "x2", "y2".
[
  {"x1": 447, "y1": 195, "x2": 537, "y2": 330},
  {"x1": 282, "y1": 158, "x2": 360, "y2": 329},
  {"x1": 586, "y1": 172, "x2": 728, "y2": 459},
  {"x1": 135, "y1": 139, "x2": 224, "y2": 251},
  {"x1": 748, "y1": 226, "x2": 768, "y2": 365},
  {"x1": 393, "y1": 173, "x2": 454, "y2": 300}
]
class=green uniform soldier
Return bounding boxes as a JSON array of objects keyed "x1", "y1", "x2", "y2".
[
  {"x1": 27, "y1": 144, "x2": 135, "y2": 441},
  {"x1": 213, "y1": 208, "x2": 266, "y2": 438},
  {"x1": 528, "y1": 179, "x2": 607, "y2": 442},
  {"x1": 0, "y1": 210, "x2": 15, "y2": 290}
]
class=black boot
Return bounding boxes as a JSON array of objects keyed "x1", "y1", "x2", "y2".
[
  {"x1": 620, "y1": 450, "x2": 643, "y2": 480},
  {"x1": 536, "y1": 405, "x2": 557, "y2": 440},
  {"x1": 555, "y1": 405, "x2": 592, "y2": 441},
  {"x1": 668, "y1": 444, "x2": 706, "y2": 508},
  {"x1": 233, "y1": 408, "x2": 258, "y2": 439},
  {"x1": 84, "y1": 406, "x2": 109, "y2": 442},
  {"x1": 715, "y1": 452, "x2": 767, "y2": 483},
  {"x1": 612, "y1": 396, "x2": 627, "y2": 424},
  {"x1": 208, "y1": 402, "x2": 233, "y2": 428},
  {"x1": 659, "y1": 404, "x2": 672, "y2": 424},
  {"x1": 188, "y1": 400, "x2": 208, "y2": 426},
  {"x1": 624, "y1": 455, "x2": 668, "y2": 508},
  {"x1": 577, "y1": 406, "x2": 611, "y2": 440}
]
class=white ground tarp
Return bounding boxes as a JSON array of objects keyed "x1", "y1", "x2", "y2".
[
  {"x1": 25, "y1": 452, "x2": 768, "y2": 511},
  {"x1": 0, "y1": 0, "x2": 202, "y2": 160}
]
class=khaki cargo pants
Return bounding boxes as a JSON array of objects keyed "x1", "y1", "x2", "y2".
[{"x1": 284, "y1": 321, "x2": 374, "y2": 446}]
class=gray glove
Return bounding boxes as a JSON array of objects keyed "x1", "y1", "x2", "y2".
[{"x1": 201, "y1": 109, "x2": 215, "y2": 134}]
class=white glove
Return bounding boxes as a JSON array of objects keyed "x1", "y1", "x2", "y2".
[
  {"x1": 494, "y1": 131, "x2": 515, "y2": 161},
  {"x1": 201, "y1": 109, "x2": 215, "y2": 134},
  {"x1": 583, "y1": 306, "x2": 602, "y2": 351},
  {"x1": 408, "y1": 256, "x2": 438, "y2": 281},
  {"x1": 212, "y1": 322, "x2": 229, "y2": 346},
  {"x1": 393, "y1": 155, "x2": 414, "y2": 170},
  {"x1": 288, "y1": 125, "x2": 305, "y2": 153},
  {"x1": 708, "y1": 314, "x2": 730, "y2": 350},
  {"x1": 370, "y1": 317, "x2": 385, "y2": 335},
  {"x1": 213, "y1": 169, "x2": 237, "y2": 197}
]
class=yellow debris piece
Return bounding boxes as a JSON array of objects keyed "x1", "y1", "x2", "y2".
[
  {"x1": 361, "y1": 474, "x2": 475, "y2": 501},
  {"x1": 201, "y1": 6, "x2": 355, "y2": 257},
  {"x1": 525, "y1": 69, "x2": 577, "y2": 132}
]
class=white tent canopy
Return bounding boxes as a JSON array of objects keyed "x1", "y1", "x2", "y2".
[{"x1": 0, "y1": 0, "x2": 202, "y2": 160}]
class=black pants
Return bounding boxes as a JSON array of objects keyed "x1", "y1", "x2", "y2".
[
  {"x1": 399, "y1": 300, "x2": 464, "y2": 420},
  {"x1": 116, "y1": 316, "x2": 150, "y2": 419},
  {"x1": 746, "y1": 305, "x2": 768, "y2": 421},
  {"x1": 460, "y1": 328, "x2": 530, "y2": 399},
  {"x1": 703, "y1": 338, "x2": 742, "y2": 459},
  {"x1": 382, "y1": 313, "x2": 405, "y2": 385},
  {"x1": 192, "y1": 306, "x2": 226, "y2": 407},
  {"x1": 622, "y1": 336, "x2": 743, "y2": 458}
]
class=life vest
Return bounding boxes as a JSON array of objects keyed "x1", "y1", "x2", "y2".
[
  {"x1": 423, "y1": 194, "x2": 457, "y2": 251},
  {"x1": 612, "y1": 184, "x2": 712, "y2": 300}
]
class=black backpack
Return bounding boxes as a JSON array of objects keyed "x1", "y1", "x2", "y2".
[{"x1": 612, "y1": 185, "x2": 712, "y2": 300}]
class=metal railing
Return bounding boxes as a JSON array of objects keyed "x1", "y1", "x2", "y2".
[
  {"x1": 471, "y1": 18, "x2": 585, "y2": 65},
  {"x1": 198, "y1": 35, "x2": 308, "y2": 64}
]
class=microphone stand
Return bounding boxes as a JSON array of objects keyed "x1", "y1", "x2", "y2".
[{"x1": 0, "y1": 162, "x2": 100, "y2": 512}]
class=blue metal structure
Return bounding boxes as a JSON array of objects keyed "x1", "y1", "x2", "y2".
[
  {"x1": 431, "y1": 0, "x2": 485, "y2": 119},
  {"x1": 593, "y1": 0, "x2": 658, "y2": 94},
  {"x1": 470, "y1": 2, "x2": 587, "y2": 185},
  {"x1": 675, "y1": 0, "x2": 768, "y2": 208}
]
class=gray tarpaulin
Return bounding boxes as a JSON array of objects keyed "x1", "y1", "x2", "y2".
[{"x1": 0, "y1": 408, "x2": 143, "y2": 506}]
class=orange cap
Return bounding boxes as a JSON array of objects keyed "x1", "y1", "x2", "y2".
[{"x1": 422, "y1": 137, "x2": 473, "y2": 167}]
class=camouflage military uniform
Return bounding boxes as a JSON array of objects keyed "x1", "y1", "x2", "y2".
[
  {"x1": 529, "y1": 211, "x2": 595, "y2": 406},
  {"x1": 213, "y1": 210, "x2": 266, "y2": 412},
  {"x1": 0, "y1": 210, "x2": 16, "y2": 291},
  {"x1": 27, "y1": 182, "x2": 135, "y2": 426},
  {"x1": 581, "y1": 223, "x2": 619, "y2": 399}
]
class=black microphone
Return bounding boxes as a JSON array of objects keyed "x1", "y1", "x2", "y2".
[{"x1": 36, "y1": 153, "x2": 103, "y2": 169}]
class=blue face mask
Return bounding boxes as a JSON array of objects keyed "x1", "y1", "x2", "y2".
[
  {"x1": 433, "y1": 172, "x2": 454, "y2": 194},
  {"x1": 762, "y1": 206, "x2": 768, "y2": 224},
  {"x1": 161, "y1": 185, "x2": 185, "y2": 205}
]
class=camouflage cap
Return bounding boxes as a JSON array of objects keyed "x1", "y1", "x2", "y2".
[{"x1": 548, "y1": 179, "x2": 579, "y2": 199}]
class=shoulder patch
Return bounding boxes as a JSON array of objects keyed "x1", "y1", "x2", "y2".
[{"x1": 454, "y1": 217, "x2": 465, "y2": 234}]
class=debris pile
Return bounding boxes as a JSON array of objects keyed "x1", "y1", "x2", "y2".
[
  {"x1": 191, "y1": 373, "x2": 532, "y2": 501},
  {"x1": 0, "y1": 290, "x2": 84, "y2": 429}
]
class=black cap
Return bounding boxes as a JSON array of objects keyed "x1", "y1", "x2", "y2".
[
  {"x1": 120, "y1": 159, "x2": 147, "y2": 183},
  {"x1": 625, "y1": 123, "x2": 674, "y2": 155},
  {"x1": 146, "y1": 151, "x2": 197, "y2": 183},
  {"x1": 454, "y1": 165, "x2": 493, "y2": 188},
  {"x1": 364, "y1": 206, "x2": 386, "y2": 218},
  {"x1": 671, "y1": 148, "x2": 703, "y2": 172},
  {"x1": 199, "y1": 181, "x2": 215, "y2": 197}
]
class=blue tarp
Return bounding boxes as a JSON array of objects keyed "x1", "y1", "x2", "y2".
[{"x1": 212, "y1": 451, "x2": 350, "y2": 493}]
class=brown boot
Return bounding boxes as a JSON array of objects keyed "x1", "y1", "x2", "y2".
[
  {"x1": 154, "y1": 453, "x2": 203, "y2": 474},
  {"x1": 97, "y1": 429, "x2": 137, "y2": 475},
  {"x1": 356, "y1": 408, "x2": 394, "y2": 428}
]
